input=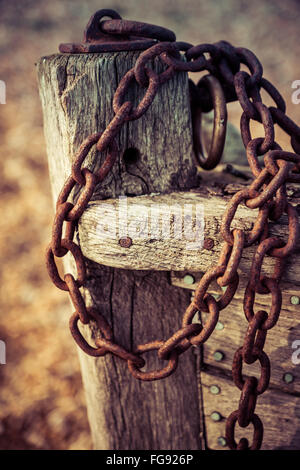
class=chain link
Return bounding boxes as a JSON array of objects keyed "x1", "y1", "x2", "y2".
[{"x1": 47, "y1": 11, "x2": 300, "y2": 450}]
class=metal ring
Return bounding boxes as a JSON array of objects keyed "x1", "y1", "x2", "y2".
[
  {"x1": 127, "y1": 341, "x2": 178, "y2": 381},
  {"x1": 192, "y1": 75, "x2": 227, "y2": 170},
  {"x1": 157, "y1": 324, "x2": 202, "y2": 360},
  {"x1": 226, "y1": 410, "x2": 263, "y2": 450},
  {"x1": 45, "y1": 239, "x2": 86, "y2": 291},
  {"x1": 237, "y1": 377, "x2": 258, "y2": 428},
  {"x1": 69, "y1": 309, "x2": 113, "y2": 357},
  {"x1": 232, "y1": 347, "x2": 270, "y2": 395},
  {"x1": 240, "y1": 102, "x2": 275, "y2": 155},
  {"x1": 100, "y1": 19, "x2": 176, "y2": 43}
]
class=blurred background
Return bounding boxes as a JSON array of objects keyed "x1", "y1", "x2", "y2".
[{"x1": 0, "y1": 0, "x2": 299, "y2": 450}]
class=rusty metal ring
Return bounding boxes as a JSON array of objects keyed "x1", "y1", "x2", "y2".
[
  {"x1": 246, "y1": 138, "x2": 282, "y2": 175},
  {"x1": 269, "y1": 185, "x2": 287, "y2": 221},
  {"x1": 234, "y1": 71, "x2": 259, "y2": 120},
  {"x1": 187, "y1": 294, "x2": 219, "y2": 345},
  {"x1": 52, "y1": 202, "x2": 75, "y2": 257},
  {"x1": 56, "y1": 176, "x2": 77, "y2": 209},
  {"x1": 69, "y1": 309, "x2": 113, "y2": 357},
  {"x1": 226, "y1": 410, "x2": 263, "y2": 450},
  {"x1": 232, "y1": 347, "x2": 270, "y2": 395},
  {"x1": 237, "y1": 377, "x2": 258, "y2": 428},
  {"x1": 186, "y1": 43, "x2": 221, "y2": 62},
  {"x1": 96, "y1": 337, "x2": 145, "y2": 368},
  {"x1": 134, "y1": 42, "x2": 178, "y2": 87},
  {"x1": 157, "y1": 324, "x2": 202, "y2": 360},
  {"x1": 100, "y1": 19, "x2": 176, "y2": 43},
  {"x1": 113, "y1": 68, "x2": 160, "y2": 121},
  {"x1": 217, "y1": 230, "x2": 245, "y2": 287},
  {"x1": 66, "y1": 169, "x2": 97, "y2": 221},
  {"x1": 59, "y1": 10, "x2": 166, "y2": 53},
  {"x1": 260, "y1": 78, "x2": 286, "y2": 113},
  {"x1": 96, "y1": 104, "x2": 131, "y2": 154},
  {"x1": 240, "y1": 102, "x2": 274, "y2": 154},
  {"x1": 242, "y1": 310, "x2": 268, "y2": 364},
  {"x1": 268, "y1": 203, "x2": 299, "y2": 258},
  {"x1": 235, "y1": 47, "x2": 263, "y2": 88},
  {"x1": 264, "y1": 149, "x2": 300, "y2": 184},
  {"x1": 46, "y1": 239, "x2": 86, "y2": 291},
  {"x1": 65, "y1": 273, "x2": 89, "y2": 324},
  {"x1": 244, "y1": 279, "x2": 282, "y2": 331},
  {"x1": 270, "y1": 107, "x2": 300, "y2": 139},
  {"x1": 191, "y1": 264, "x2": 239, "y2": 314},
  {"x1": 220, "y1": 187, "x2": 261, "y2": 246},
  {"x1": 247, "y1": 236, "x2": 285, "y2": 291},
  {"x1": 127, "y1": 341, "x2": 178, "y2": 381},
  {"x1": 214, "y1": 40, "x2": 240, "y2": 74},
  {"x1": 162, "y1": 43, "x2": 212, "y2": 72},
  {"x1": 192, "y1": 75, "x2": 227, "y2": 170},
  {"x1": 246, "y1": 160, "x2": 291, "y2": 209},
  {"x1": 72, "y1": 133, "x2": 118, "y2": 186},
  {"x1": 84, "y1": 9, "x2": 122, "y2": 42}
]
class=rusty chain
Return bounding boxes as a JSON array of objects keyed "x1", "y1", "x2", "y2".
[{"x1": 47, "y1": 9, "x2": 300, "y2": 450}]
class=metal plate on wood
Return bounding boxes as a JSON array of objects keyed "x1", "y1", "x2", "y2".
[{"x1": 202, "y1": 372, "x2": 300, "y2": 450}]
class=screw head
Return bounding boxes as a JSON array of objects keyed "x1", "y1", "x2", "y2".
[
  {"x1": 283, "y1": 372, "x2": 294, "y2": 384},
  {"x1": 210, "y1": 385, "x2": 220, "y2": 395},
  {"x1": 290, "y1": 296, "x2": 300, "y2": 305},
  {"x1": 213, "y1": 350, "x2": 225, "y2": 362},
  {"x1": 210, "y1": 411, "x2": 222, "y2": 422},
  {"x1": 217, "y1": 436, "x2": 227, "y2": 447},
  {"x1": 215, "y1": 321, "x2": 224, "y2": 331},
  {"x1": 183, "y1": 274, "x2": 195, "y2": 285},
  {"x1": 119, "y1": 237, "x2": 132, "y2": 248}
]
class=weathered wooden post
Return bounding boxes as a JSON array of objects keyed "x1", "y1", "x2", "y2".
[{"x1": 37, "y1": 11, "x2": 204, "y2": 450}]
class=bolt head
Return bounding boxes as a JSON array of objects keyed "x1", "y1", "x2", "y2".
[
  {"x1": 183, "y1": 274, "x2": 195, "y2": 285},
  {"x1": 213, "y1": 350, "x2": 224, "y2": 362},
  {"x1": 283, "y1": 372, "x2": 294, "y2": 384},
  {"x1": 210, "y1": 411, "x2": 222, "y2": 422},
  {"x1": 215, "y1": 321, "x2": 224, "y2": 331},
  {"x1": 210, "y1": 385, "x2": 220, "y2": 395},
  {"x1": 290, "y1": 296, "x2": 300, "y2": 305},
  {"x1": 217, "y1": 436, "x2": 227, "y2": 447}
]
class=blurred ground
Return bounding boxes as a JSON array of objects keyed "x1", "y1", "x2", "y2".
[{"x1": 0, "y1": 0, "x2": 299, "y2": 450}]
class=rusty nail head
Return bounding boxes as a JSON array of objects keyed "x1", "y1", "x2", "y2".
[
  {"x1": 119, "y1": 237, "x2": 132, "y2": 248},
  {"x1": 283, "y1": 372, "x2": 294, "y2": 384},
  {"x1": 203, "y1": 238, "x2": 215, "y2": 250}
]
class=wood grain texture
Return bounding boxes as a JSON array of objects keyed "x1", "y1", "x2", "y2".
[
  {"x1": 201, "y1": 371, "x2": 300, "y2": 450},
  {"x1": 37, "y1": 51, "x2": 203, "y2": 450},
  {"x1": 78, "y1": 180, "x2": 300, "y2": 282}
]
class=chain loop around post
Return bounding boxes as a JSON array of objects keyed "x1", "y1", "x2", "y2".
[{"x1": 46, "y1": 11, "x2": 300, "y2": 451}]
